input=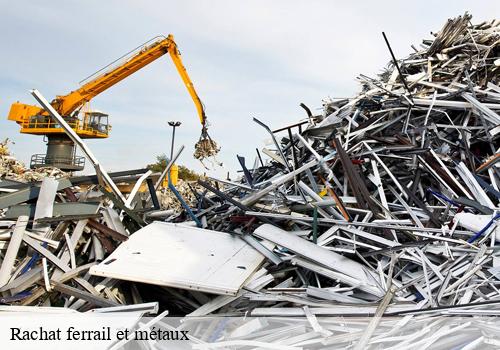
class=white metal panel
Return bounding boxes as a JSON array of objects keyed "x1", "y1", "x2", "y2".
[
  {"x1": 32, "y1": 177, "x2": 58, "y2": 236},
  {"x1": 90, "y1": 222, "x2": 272, "y2": 295}
]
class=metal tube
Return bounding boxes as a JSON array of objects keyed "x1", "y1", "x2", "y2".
[
  {"x1": 241, "y1": 159, "x2": 318, "y2": 207},
  {"x1": 154, "y1": 145, "x2": 184, "y2": 191},
  {"x1": 170, "y1": 125, "x2": 176, "y2": 161}
]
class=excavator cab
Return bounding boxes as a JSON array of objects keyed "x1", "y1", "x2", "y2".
[{"x1": 84, "y1": 111, "x2": 109, "y2": 135}]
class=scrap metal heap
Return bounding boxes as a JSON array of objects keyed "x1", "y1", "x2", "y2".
[
  {"x1": 0, "y1": 139, "x2": 67, "y2": 182},
  {"x1": 0, "y1": 12, "x2": 500, "y2": 347}
]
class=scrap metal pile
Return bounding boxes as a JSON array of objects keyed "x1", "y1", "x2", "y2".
[
  {"x1": 0, "y1": 139, "x2": 66, "y2": 181},
  {"x1": 177, "y1": 12, "x2": 499, "y2": 316},
  {"x1": 0, "y1": 12, "x2": 500, "y2": 347}
]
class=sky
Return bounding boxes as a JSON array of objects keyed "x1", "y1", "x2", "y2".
[{"x1": 1, "y1": 0, "x2": 499, "y2": 178}]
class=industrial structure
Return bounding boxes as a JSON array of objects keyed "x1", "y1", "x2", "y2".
[{"x1": 7, "y1": 34, "x2": 216, "y2": 171}]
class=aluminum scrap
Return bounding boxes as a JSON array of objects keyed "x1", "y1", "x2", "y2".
[
  {"x1": 0, "y1": 12, "x2": 500, "y2": 349},
  {"x1": 184, "y1": 12, "x2": 500, "y2": 317}
]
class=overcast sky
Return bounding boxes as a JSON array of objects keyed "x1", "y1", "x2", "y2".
[{"x1": 1, "y1": 1, "x2": 498, "y2": 177}]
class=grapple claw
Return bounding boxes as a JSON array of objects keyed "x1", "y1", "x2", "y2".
[{"x1": 193, "y1": 128, "x2": 221, "y2": 166}]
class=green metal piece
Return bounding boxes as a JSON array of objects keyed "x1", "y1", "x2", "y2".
[
  {"x1": 4, "y1": 202, "x2": 100, "y2": 219},
  {"x1": 0, "y1": 178, "x2": 72, "y2": 210},
  {"x1": 36, "y1": 213, "x2": 102, "y2": 223}
]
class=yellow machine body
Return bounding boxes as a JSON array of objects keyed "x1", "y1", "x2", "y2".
[{"x1": 163, "y1": 164, "x2": 179, "y2": 187}]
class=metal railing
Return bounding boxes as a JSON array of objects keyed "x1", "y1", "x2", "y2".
[
  {"x1": 21, "y1": 118, "x2": 109, "y2": 135},
  {"x1": 22, "y1": 118, "x2": 77, "y2": 130},
  {"x1": 30, "y1": 154, "x2": 85, "y2": 170}
]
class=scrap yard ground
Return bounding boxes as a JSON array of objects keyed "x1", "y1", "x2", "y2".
[{"x1": 1, "y1": 2, "x2": 500, "y2": 349}]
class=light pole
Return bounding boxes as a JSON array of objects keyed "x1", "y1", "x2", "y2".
[{"x1": 168, "y1": 121, "x2": 181, "y2": 160}]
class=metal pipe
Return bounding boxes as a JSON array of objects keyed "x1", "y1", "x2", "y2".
[{"x1": 154, "y1": 145, "x2": 184, "y2": 191}]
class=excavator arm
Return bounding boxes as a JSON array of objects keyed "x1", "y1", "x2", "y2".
[
  {"x1": 53, "y1": 37, "x2": 175, "y2": 117},
  {"x1": 9, "y1": 34, "x2": 208, "y2": 130},
  {"x1": 7, "y1": 34, "x2": 219, "y2": 170},
  {"x1": 167, "y1": 41, "x2": 206, "y2": 126}
]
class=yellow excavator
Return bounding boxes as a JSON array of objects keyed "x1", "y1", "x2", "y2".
[{"x1": 7, "y1": 34, "x2": 219, "y2": 171}]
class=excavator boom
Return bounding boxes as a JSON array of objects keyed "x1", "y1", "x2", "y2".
[
  {"x1": 54, "y1": 39, "x2": 172, "y2": 117},
  {"x1": 54, "y1": 34, "x2": 206, "y2": 126}
]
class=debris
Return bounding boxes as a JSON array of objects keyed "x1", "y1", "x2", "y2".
[
  {"x1": 157, "y1": 179, "x2": 200, "y2": 211},
  {"x1": 0, "y1": 12, "x2": 500, "y2": 348},
  {"x1": 0, "y1": 139, "x2": 66, "y2": 182},
  {"x1": 194, "y1": 136, "x2": 222, "y2": 168}
]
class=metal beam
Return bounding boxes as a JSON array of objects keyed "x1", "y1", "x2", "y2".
[{"x1": 30, "y1": 89, "x2": 126, "y2": 203}]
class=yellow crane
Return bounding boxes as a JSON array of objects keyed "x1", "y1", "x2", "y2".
[{"x1": 7, "y1": 34, "x2": 219, "y2": 171}]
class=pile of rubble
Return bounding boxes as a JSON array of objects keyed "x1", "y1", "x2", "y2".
[
  {"x1": 0, "y1": 12, "x2": 499, "y2": 348},
  {"x1": 0, "y1": 139, "x2": 66, "y2": 182},
  {"x1": 168, "y1": 12, "x2": 499, "y2": 317},
  {"x1": 157, "y1": 179, "x2": 201, "y2": 212}
]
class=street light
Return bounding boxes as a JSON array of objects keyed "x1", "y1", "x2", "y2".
[{"x1": 168, "y1": 121, "x2": 182, "y2": 160}]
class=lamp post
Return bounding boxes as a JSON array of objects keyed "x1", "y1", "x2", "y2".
[{"x1": 168, "y1": 121, "x2": 182, "y2": 160}]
